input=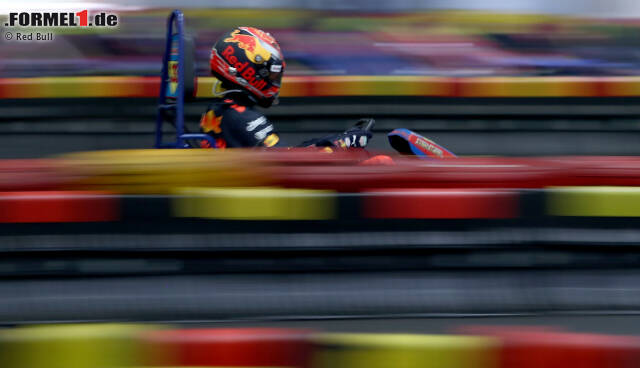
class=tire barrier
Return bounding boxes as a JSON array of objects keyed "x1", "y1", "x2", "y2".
[
  {"x1": 52, "y1": 151, "x2": 640, "y2": 193},
  {"x1": 547, "y1": 186, "x2": 640, "y2": 217},
  {"x1": 363, "y1": 189, "x2": 518, "y2": 219},
  {"x1": 3, "y1": 151, "x2": 640, "y2": 236},
  {"x1": 456, "y1": 326, "x2": 640, "y2": 368},
  {"x1": 0, "y1": 324, "x2": 149, "y2": 368},
  {"x1": 8, "y1": 76, "x2": 640, "y2": 98},
  {"x1": 0, "y1": 191, "x2": 118, "y2": 223},
  {"x1": 310, "y1": 333, "x2": 498, "y2": 368},
  {"x1": 3, "y1": 325, "x2": 640, "y2": 368},
  {"x1": 58, "y1": 149, "x2": 271, "y2": 194},
  {"x1": 141, "y1": 328, "x2": 314, "y2": 368},
  {"x1": 269, "y1": 157, "x2": 562, "y2": 191},
  {"x1": 0, "y1": 159, "x2": 68, "y2": 191},
  {"x1": 3, "y1": 186, "x2": 640, "y2": 223},
  {"x1": 0, "y1": 188, "x2": 558, "y2": 222},
  {"x1": 173, "y1": 187, "x2": 336, "y2": 220}
]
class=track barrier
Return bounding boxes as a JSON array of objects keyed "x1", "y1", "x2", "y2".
[{"x1": 2, "y1": 324, "x2": 640, "y2": 368}]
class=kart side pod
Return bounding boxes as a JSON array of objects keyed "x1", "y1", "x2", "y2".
[{"x1": 155, "y1": 9, "x2": 216, "y2": 148}]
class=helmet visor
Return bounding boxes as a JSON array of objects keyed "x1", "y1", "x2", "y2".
[
  {"x1": 268, "y1": 70, "x2": 283, "y2": 87},
  {"x1": 267, "y1": 62, "x2": 284, "y2": 87}
]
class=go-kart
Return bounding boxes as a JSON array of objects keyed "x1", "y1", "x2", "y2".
[{"x1": 155, "y1": 10, "x2": 456, "y2": 159}]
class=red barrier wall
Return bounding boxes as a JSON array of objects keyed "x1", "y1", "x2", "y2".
[
  {"x1": 457, "y1": 326, "x2": 640, "y2": 368},
  {"x1": 0, "y1": 191, "x2": 118, "y2": 223},
  {"x1": 141, "y1": 328, "x2": 314, "y2": 368},
  {"x1": 363, "y1": 189, "x2": 519, "y2": 219}
]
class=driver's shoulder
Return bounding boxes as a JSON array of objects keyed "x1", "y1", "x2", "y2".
[{"x1": 210, "y1": 98, "x2": 260, "y2": 122}]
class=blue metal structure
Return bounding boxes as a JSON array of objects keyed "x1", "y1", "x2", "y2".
[{"x1": 155, "y1": 10, "x2": 215, "y2": 148}]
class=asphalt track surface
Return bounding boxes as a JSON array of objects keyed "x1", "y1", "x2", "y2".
[{"x1": 209, "y1": 315, "x2": 640, "y2": 335}]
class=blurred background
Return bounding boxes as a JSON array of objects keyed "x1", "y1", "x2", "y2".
[
  {"x1": 3, "y1": 2, "x2": 640, "y2": 367},
  {"x1": 3, "y1": 0, "x2": 640, "y2": 156},
  {"x1": 5, "y1": 0, "x2": 640, "y2": 78}
]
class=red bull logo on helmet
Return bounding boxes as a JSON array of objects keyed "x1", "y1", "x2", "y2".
[
  {"x1": 224, "y1": 29, "x2": 273, "y2": 64},
  {"x1": 221, "y1": 45, "x2": 268, "y2": 91},
  {"x1": 241, "y1": 27, "x2": 276, "y2": 45}
]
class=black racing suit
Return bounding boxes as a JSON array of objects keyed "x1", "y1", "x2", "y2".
[{"x1": 199, "y1": 94, "x2": 370, "y2": 149}]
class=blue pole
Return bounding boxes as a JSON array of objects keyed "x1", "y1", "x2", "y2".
[
  {"x1": 154, "y1": 10, "x2": 177, "y2": 148},
  {"x1": 174, "y1": 10, "x2": 185, "y2": 148}
]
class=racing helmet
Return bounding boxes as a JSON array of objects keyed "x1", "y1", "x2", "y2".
[{"x1": 210, "y1": 27, "x2": 285, "y2": 107}]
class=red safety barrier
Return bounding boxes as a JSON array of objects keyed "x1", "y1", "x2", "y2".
[
  {"x1": 456, "y1": 325, "x2": 567, "y2": 335},
  {"x1": 3, "y1": 155, "x2": 640, "y2": 193},
  {"x1": 252, "y1": 148, "x2": 369, "y2": 165},
  {"x1": 141, "y1": 328, "x2": 314, "y2": 368},
  {"x1": 0, "y1": 191, "x2": 119, "y2": 223},
  {"x1": 0, "y1": 159, "x2": 67, "y2": 191},
  {"x1": 272, "y1": 157, "x2": 565, "y2": 191},
  {"x1": 271, "y1": 156, "x2": 640, "y2": 191},
  {"x1": 456, "y1": 326, "x2": 640, "y2": 368},
  {"x1": 363, "y1": 189, "x2": 519, "y2": 219},
  {"x1": 546, "y1": 156, "x2": 640, "y2": 187}
]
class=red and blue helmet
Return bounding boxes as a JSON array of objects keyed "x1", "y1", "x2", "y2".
[{"x1": 210, "y1": 27, "x2": 285, "y2": 107}]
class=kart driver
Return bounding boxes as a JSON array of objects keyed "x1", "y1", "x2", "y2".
[{"x1": 200, "y1": 26, "x2": 372, "y2": 150}]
